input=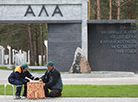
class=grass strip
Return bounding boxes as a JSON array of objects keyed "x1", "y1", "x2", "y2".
[
  {"x1": 1, "y1": 85, "x2": 138, "y2": 97},
  {"x1": 62, "y1": 85, "x2": 138, "y2": 97}
]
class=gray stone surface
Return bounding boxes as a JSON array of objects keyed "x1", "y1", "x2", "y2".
[
  {"x1": 81, "y1": 0, "x2": 88, "y2": 59},
  {"x1": 48, "y1": 24, "x2": 81, "y2": 72},
  {"x1": 0, "y1": 96, "x2": 138, "y2": 102},
  {"x1": 88, "y1": 23, "x2": 138, "y2": 72},
  {"x1": 88, "y1": 20, "x2": 137, "y2": 24},
  {"x1": 0, "y1": 0, "x2": 82, "y2": 4},
  {"x1": 62, "y1": 71, "x2": 135, "y2": 78},
  {"x1": 1, "y1": 70, "x2": 138, "y2": 85},
  {"x1": 0, "y1": 20, "x2": 82, "y2": 24},
  {"x1": 0, "y1": 0, "x2": 83, "y2": 21}
]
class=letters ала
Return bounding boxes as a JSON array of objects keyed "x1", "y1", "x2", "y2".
[{"x1": 24, "y1": 5, "x2": 63, "y2": 17}]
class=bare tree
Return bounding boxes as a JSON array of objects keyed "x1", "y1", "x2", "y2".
[
  {"x1": 88, "y1": 0, "x2": 91, "y2": 20},
  {"x1": 117, "y1": 0, "x2": 121, "y2": 19},
  {"x1": 110, "y1": 0, "x2": 112, "y2": 20},
  {"x1": 97, "y1": 0, "x2": 101, "y2": 19},
  {"x1": 40, "y1": 23, "x2": 44, "y2": 66},
  {"x1": 27, "y1": 24, "x2": 35, "y2": 66},
  {"x1": 34, "y1": 24, "x2": 39, "y2": 66}
]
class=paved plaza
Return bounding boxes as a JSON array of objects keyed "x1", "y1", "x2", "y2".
[
  {"x1": 0, "y1": 70, "x2": 138, "y2": 102},
  {"x1": 1, "y1": 70, "x2": 138, "y2": 85},
  {"x1": 1, "y1": 96, "x2": 138, "y2": 102}
]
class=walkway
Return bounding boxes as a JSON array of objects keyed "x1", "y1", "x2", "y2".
[
  {"x1": 1, "y1": 70, "x2": 138, "y2": 85},
  {"x1": 1, "y1": 96, "x2": 138, "y2": 102},
  {"x1": 1, "y1": 70, "x2": 138, "y2": 102}
]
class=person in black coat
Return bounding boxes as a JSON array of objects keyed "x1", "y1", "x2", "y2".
[{"x1": 39, "y1": 61, "x2": 63, "y2": 97}]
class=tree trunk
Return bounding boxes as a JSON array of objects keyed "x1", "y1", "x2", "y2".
[
  {"x1": 135, "y1": 11, "x2": 136, "y2": 19},
  {"x1": 40, "y1": 23, "x2": 44, "y2": 66},
  {"x1": 117, "y1": 0, "x2": 121, "y2": 19},
  {"x1": 113, "y1": 0, "x2": 116, "y2": 19},
  {"x1": 45, "y1": 24, "x2": 48, "y2": 64},
  {"x1": 35, "y1": 27, "x2": 39, "y2": 66},
  {"x1": 46, "y1": 24, "x2": 48, "y2": 33},
  {"x1": 110, "y1": 0, "x2": 112, "y2": 20},
  {"x1": 88, "y1": 0, "x2": 91, "y2": 20},
  {"x1": 45, "y1": 46, "x2": 47, "y2": 64},
  {"x1": 128, "y1": 0, "x2": 133, "y2": 19},
  {"x1": 97, "y1": 0, "x2": 101, "y2": 20},
  {"x1": 93, "y1": 8, "x2": 97, "y2": 19},
  {"x1": 27, "y1": 24, "x2": 35, "y2": 66}
]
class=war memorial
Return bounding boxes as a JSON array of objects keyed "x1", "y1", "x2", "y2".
[
  {"x1": 0, "y1": 0, "x2": 137, "y2": 73},
  {"x1": 0, "y1": 0, "x2": 138, "y2": 102}
]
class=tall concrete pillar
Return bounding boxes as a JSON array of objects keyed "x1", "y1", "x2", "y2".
[{"x1": 82, "y1": 0, "x2": 88, "y2": 59}]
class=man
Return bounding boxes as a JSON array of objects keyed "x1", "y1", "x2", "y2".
[
  {"x1": 8, "y1": 63, "x2": 38, "y2": 99},
  {"x1": 39, "y1": 61, "x2": 63, "y2": 97}
]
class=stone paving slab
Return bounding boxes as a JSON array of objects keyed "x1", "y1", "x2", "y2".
[
  {"x1": 1, "y1": 70, "x2": 138, "y2": 85},
  {"x1": 1, "y1": 96, "x2": 138, "y2": 102},
  {"x1": 62, "y1": 76, "x2": 138, "y2": 85},
  {"x1": 61, "y1": 71, "x2": 135, "y2": 78}
]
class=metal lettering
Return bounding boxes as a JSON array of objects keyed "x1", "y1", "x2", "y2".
[
  {"x1": 38, "y1": 5, "x2": 49, "y2": 17},
  {"x1": 24, "y1": 5, "x2": 35, "y2": 17},
  {"x1": 24, "y1": 5, "x2": 63, "y2": 17},
  {"x1": 52, "y1": 5, "x2": 63, "y2": 17}
]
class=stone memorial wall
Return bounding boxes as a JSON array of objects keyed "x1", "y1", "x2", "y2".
[
  {"x1": 0, "y1": 0, "x2": 88, "y2": 71},
  {"x1": 48, "y1": 23, "x2": 81, "y2": 72},
  {"x1": 0, "y1": 0, "x2": 137, "y2": 73},
  {"x1": 88, "y1": 21, "x2": 138, "y2": 72}
]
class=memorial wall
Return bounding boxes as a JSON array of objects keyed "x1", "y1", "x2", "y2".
[
  {"x1": 88, "y1": 21, "x2": 138, "y2": 72},
  {"x1": 0, "y1": 0, "x2": 137, "y2": 73},
  {"x1": 0, "y1": 0, "x2": 88, "y2": 71}
]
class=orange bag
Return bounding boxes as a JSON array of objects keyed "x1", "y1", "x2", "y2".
[{"x1": 27, "y1": 82, "x2": 46, "y2": 99}]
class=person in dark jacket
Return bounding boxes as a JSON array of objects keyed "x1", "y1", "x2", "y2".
[
  {"x1": 8, "y1": 63, "x2": 38, "y2": 99},
  {"x1": 39, "y1": 61, "x2": 63, "y2": 97}
]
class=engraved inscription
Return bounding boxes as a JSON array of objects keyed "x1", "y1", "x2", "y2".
[{"x1": 100, "y1": 25, "x2": 137, "y2": 54}]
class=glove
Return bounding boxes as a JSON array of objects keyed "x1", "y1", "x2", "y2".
[{"x1": 33, "y1": 77, "x2": 40, "y2": 80}]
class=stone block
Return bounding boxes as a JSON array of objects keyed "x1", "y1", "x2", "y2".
[{"x1": 69, "y1": 47, "x2": 91, "y2": 73}]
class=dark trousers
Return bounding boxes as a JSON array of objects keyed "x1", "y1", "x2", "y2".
[
  {"x1": 8, "y1": 78, "x2": 29, "y2": 96},
  {"x1": 44, "y1": 86, "x2": 62, "y2": 97}
]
